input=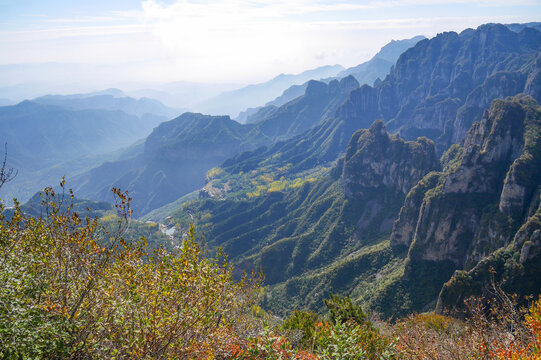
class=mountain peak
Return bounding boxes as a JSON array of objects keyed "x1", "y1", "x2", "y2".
[
  {"x1": 175, "y1": 112, "x2": 232, "y2": 122},
  {"x1": 339, "y1": 75, "x2": 360, "y2": 92},
  {"x1": 372, "y1": 35, "x2": 427, "y2": 63},
  {"x1": 305, "y1": 80, "x2": 328, "y2": 97},
  {"x1": 368, "y1": 119, "x2": 387, "y2": 136}
]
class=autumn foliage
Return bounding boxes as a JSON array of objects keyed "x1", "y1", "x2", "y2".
[
  {"x1": 0, "y1": 185, "x2": 263, "y2": 359},
  {"x1": 392, "y1": 293, "x2": 541, "y2": 360}
]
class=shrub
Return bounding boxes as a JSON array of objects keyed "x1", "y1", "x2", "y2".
[
  {"x1": 233, "y1": 327, "x2": 319, "y2": 360},
  {"x1": 392, "y1": 280, "x2": 540, "y2": 360},
  {"x1": 313, "y1": 295, "x2": 395, "y2": 359},
  {"x1": 324, "y1": 294, "x2": 371, "y2": 327},
  {"x1": 314, "y1": 320, "x2": 396, "y2": 360},
  {"x1": 0, "y1": 185, "x2": 262, "y2": 359},
  {"x1": 283, "y1": 310, "x2": 322, "y2": 349}
]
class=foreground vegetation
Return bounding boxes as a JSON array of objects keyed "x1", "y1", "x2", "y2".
[{"x1": 2, "y1": 186, "x2": 541, "y2": 359}]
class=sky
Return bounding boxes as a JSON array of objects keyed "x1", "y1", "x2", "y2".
[{"x1": 0, "y1": 0, "x2": 540, "y2": 88}]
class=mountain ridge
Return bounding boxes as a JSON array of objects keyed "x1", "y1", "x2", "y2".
[
  {"x1": 336, "y1": 24, "x2": 541, "y2": 152},
  {"x1": 240, "y1": 35, "x2": 426, "y2": 124},
  {"x1": 195, "y1": 65, "x2": 345, "y2": 118}
]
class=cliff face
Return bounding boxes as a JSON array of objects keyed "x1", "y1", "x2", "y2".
[
  {"x1": 335, "y1": 24, "x2": 541, "y2": 153},
  {"x1": 341, "y1": 121, "x2": 440, "y2": 198},
  {"x1": 389, "y1": 95, "x2": 541, "y2": 311},
  {"x1": 340, "y1": 121, "x2": 440, "y2": 234},
  {"x1": 390, "y1": 172, "x2": 443, "y2": 250},
  {"x1": 436, "y1": 190, "x2": 541, "y2": 314},
  {"x1": 247, "y1": 76, "x2": 360, "y2": 141},
  {"x1": 525, "y1": 53, "x2": 541, "y2": 101},
  {"x1": 447, "y1": 71, "x2": 527, "y2": 146}
]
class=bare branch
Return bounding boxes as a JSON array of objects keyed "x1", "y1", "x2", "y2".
[{"x1": 0, "y1": 142, "x2": 17, "y2": 189}]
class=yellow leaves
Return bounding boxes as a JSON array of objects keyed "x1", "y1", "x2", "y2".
[
  {"x1": 2, "y1": 187, "x2": 264, "y2": 359},
  {"x1": 207, "y1": 167, "x2": 224, "y2": 180},
  {"x1": 268, "y1": 180, "x2": 287, "y2": 192},
  {"x1": 99, "y1": 214, "x2": 117, "y2": 223},
  {"x1": 259, "y1": 174, "x2": 274, "y2": 183},
  {"x1": 201, "y1": 213, "x2": 212, "y2": 221}
]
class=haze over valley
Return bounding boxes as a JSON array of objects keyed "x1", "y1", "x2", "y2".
[{"x1": 2, "y1": 1, "x2": 541, "y2": 358}]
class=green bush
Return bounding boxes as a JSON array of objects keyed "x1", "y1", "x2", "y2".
[
  {"x1": 283, "y1": 310, "x2": 322, "y2": 348},
  {"x1": 324, "y1": 294, "x2": 370, "y2": 327}
]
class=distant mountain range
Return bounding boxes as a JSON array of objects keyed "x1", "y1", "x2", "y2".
[
  {"x1": 33, "y1": 92, "x2": 179, "y2": 119},
  {"x1": 237, "y1": 35, "x2": 426, "y2": 124},
  {"x1": 71, "y1": 113, "x2": 265, "y2": 215},
  {"x1": 194, "y1": 65, "x2": 345, "y2": 118},
  {"x1": 72, "y1": 76, "x2": 360, "y2": 215},
  {"x1": 124, "y1": 81, "x2": 238, "y2": 109},
  {"x1": 0, "y1": 98, "x2": 14, "y2": 107},
  {"x1": 0, "y1": 63, "x2": 239, "y2": 109},
  {"x1": 337, "y1": 35, "x2": 426, "y2": 84},
  {"x1": 0, "y1": 92, "x2": 175, "y2": 202}
]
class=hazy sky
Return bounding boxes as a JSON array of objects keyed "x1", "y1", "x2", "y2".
[{"x1": 1, "y1": 0, "x2": 540, "y2": 85}]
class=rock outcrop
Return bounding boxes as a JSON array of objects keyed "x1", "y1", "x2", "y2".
[
  {"x1": 339, "y1": 120, "x2": 440, "y2": 234},
  {"x1": 389, "y1": 95, "x2": 541, "y2": 311},
  {"x1": 341, "y1": 121, "x2": 440, "y2": 198}
]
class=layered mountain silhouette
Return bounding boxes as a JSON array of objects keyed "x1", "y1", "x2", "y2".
[
  {"x1": 337, "y1": 35, "x2": 426, "y2": 84},
  {"x1": 195, "y1": 65, "x2": 345, "y2": 118},
  {"x1": 244, "y1": 76, "x2": 360, "y2": 142},
  {"x1": 73, "y1": 77, "x2": 361, "y2": 216},
  {"x1": 33, "y1": 92, "x2": 179, "y2": 119},
  {"x1": 239, "y1": 35, "x2": 425, "y2": 124},
  {"x1": 145, "y1": 24, "x2": 541, "y2": 316},
  {"x1": 0, "y1": 93, "x2": 173, "y2": 202},
  {"x1": 3, "y1": 22, "x2": 540, "y2": 320},
  {"x1": 72, "y1": 113, "x2": 261, "y2": 215}
]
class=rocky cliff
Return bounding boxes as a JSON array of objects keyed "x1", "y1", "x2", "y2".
[
  {"x1": 389, "y1": 95, "x2": 541, "y2": 312},
  {"x1": 342, "y1": 120, "x2": 440, "y2": 199},
  {"x1": 336, "y1": 24, "x2": 541, "y2": 153},
  {"x1": 340, "y1": 120, "x2": 440, "y2": 235}
]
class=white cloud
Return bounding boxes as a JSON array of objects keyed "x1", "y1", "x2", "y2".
[
  {"x1": 138, "y1": 0, "x2": 538, "y2": 82},
  {"x1": 0, "y1": 0, "x2": 539, "y2": 85}
]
